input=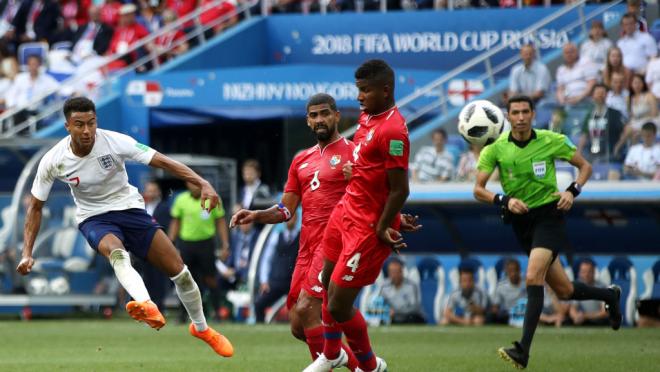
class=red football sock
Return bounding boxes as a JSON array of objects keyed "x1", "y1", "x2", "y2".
[
  {"x1": 303, "y1": 326, "x2": 324, "y2": 360},
  {"x1": 342, "y1": 343, "x2": 360, "y2": 371},
  {"x1": 339, "y1": 310, "x2": 377, "y2": 371},
  {"x1": 322, "y1": 302, "x2": 343, "y2": 360}
]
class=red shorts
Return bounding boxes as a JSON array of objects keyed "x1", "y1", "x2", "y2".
[
  {"x1": 287, "y1": 222, "x2": 326, "y2": 309},
  {"x1": 322, "y1": 203, "x2": 345, "y2": 263},
  {"x1": 330, "y1": 216, "x2": 392, "y2": 288}
]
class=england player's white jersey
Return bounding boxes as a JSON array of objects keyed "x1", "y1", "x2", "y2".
[{"x1": 31, "y1": 129, "x2": 156, "y2": 224}]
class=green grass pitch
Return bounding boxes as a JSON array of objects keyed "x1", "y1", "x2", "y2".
[{"x1": 0, "y1": 319, "x2": 658, "y2": 371}]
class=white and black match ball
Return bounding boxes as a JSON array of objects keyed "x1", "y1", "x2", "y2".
[{"x1": 457, "y1": 100, "x2": 505, "y2": 147}]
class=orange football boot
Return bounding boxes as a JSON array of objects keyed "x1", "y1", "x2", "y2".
[
  {"x1": 125, "y1": 300, "x2": 166, "y2": 330},
  {"x1": 189, "y1": 323, "x2": 234, "y2": 357}
]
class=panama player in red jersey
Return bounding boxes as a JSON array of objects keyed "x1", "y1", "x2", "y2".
[
  {"x1": 230, "y1": 93, "x2": 361, "y2": 370},
  {"x1": 304, "y1": 59, "x2": 411, "y2": 372}
]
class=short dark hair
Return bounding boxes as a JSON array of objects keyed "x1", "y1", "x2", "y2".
[
  {"x1": 505, "y1": 258, "x2": 520, "y2": 270},
  {"x1": 306, "y1": 93, "x2": 337, "y2": 112},
  {"x1": 507, "y1": 95, "x2": 535, "y2": 113},
  {"x1": 592, "y1": 83, "x2": 609, "y2": 94},
  {"x1": 621, "y1": 12, "x2": 636, "y2": 22},
  {"x1": 641, "y1": 122, "x2": 657, "y2": 133},
  {"x1": 459, "y1": 268, "x2": 475, "y2": 276},
  {"x1": 432, "y1": 128, "x2": 447, "y2": 139},
  {"x1": 242, "y1": 159, "x2": 260, "y2": 173},
  {"x1": 354, "y1": 59, "x2": 395, "y2": 90},
  {"x1": 63, "y1": 97, "x2": 96, "y2": 119},
  {"x1": 26, "y1": 54, "x2": 42, "y2": 64}
]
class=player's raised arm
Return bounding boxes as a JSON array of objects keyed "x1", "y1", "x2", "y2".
[
  {"x1": 230, "y1": 192, "x2": 300, "y2": 227},
  {"x1": 148, "y1": 152, "x2": 219, "y2": 211},
  {"x1": 16, "y1": 196, "x2": 45, "y2": 275}
]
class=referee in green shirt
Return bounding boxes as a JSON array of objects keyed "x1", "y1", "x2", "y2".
[
  {"x1": 473, "y1": 95, "x2": 621, "y2": 369},
  {"x1": 169, "y1": 181, "x2": 230, "y2": 320}
]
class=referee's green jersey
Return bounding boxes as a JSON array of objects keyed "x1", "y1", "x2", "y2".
[
  {"x1": 171, "y1": 191, "x2": 225, "y2": 242},
  {"x1": 477, "y1": 129, "x2": 576, "y2": 209}
]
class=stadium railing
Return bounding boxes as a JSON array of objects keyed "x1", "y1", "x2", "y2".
[{"x1": 0, "y1": 0, "x2": 260, "y2": 139}]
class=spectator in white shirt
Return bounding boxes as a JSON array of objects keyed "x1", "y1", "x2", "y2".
[
  {"x1": 644, "y1": 55, "x2": 660, "y2": 100},
  {"x1": 507, "y1": 44, "x2": 551, "y2": 103},
  {"x1": 624, "y1": 122, "x2": 660, "y2": 180},
  {"x1": 617, "y1": 12, "x2": 657, "y2": 74},
  {"x1": 606, "y1": 72, "x2": 630, "y2": 119},
  {"x1": 556, "y1": 42, "x2": 598, "y2": 106},
  {"x1": 580, "y1": 20, "x2": 613, "y2": 67},
  {"x1": 5, "y1": 54, "x2": 59, "y2": 110},
  {"x1": 410, "y1": 128, "x2": 454, "y2": 183}
]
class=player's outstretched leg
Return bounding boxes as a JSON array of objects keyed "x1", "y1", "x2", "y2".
[
  {"x1": 147, "y1": 230, "x2": 233, "y2": 357},
  {"x1": 171, "y1": 265, "x2": 234, "y2": 357},
  {"x1": 103, "y1": 241, "x2": 165, "y2": 330}
]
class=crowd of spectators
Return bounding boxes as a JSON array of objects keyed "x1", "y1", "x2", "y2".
[
  {"x1": 0, "y1": 0, "x2": 239, "y2": 118},
  {"x1": 411, "y1": 1, "x2": 660, "y2": 183}
]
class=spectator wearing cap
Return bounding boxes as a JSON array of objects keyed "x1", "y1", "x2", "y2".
[
  {"x1": 624, "y1": 122, "x2": 660, "y2": 180},
  {"x1": 378, "y1": 258, "x2": 425, "y2": 324},
  {"x1": 106, "y1": 3, "x2": 150, "y2": 71},
  {"x1": 617, "y1": 12, "x2": 657, "y2": 74}
]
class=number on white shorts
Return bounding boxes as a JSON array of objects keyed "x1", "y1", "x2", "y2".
[{"x1": 346, "y1": 253, "x2": 361, "y2": 273}]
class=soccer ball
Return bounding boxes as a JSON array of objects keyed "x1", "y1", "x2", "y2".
[{"x1": 458, "y1": 100, "x2": 505, "y2": 147}]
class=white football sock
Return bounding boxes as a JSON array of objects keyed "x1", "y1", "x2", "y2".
[
  {"x1": 171, "y1": 265, "x2": 208, "y2": 332},
  {"x1": 109, "y1": 249, "x2": 150, "y2": 302}
]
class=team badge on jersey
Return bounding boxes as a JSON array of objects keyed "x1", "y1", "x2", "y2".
[
  {"x1": 329, "y1": 155, "x2": 341, "y2": 168},
  {"x1": 97, "y1": 155, "x2": 115, "y2": 170},
  {"x1": 532, "y1": 161, "x2": 546, "y2": 178},
  {"x1": 366, "y1": 129, "x2": 375, "y2": 142}
]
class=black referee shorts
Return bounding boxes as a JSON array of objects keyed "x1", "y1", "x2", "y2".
[
  {"x1": 510, "y1": 201, "x2": 568, "y2": 261},
  {"x1": 178, "y1": 238, "x2": 218, "y2": 279}
]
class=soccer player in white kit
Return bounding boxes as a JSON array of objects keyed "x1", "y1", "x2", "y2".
[{"x1": 15, "y1": 97, "x2": 233, "y2": 358}]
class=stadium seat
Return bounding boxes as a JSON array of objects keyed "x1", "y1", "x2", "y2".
[
  {"x1": 417, "y1": 257, "x2": 445, "y2": 324},
  {"x1": 485, "y1": 256, "x2": 508, "y2": 298},
  {"x1": 0, "y1": 205, "x2": 16, "y2": 253},
  {"x1": 641, "y1": 260, "x2": 660, "y2": 300},
  {"x1": 17, "y1": 42, "x2": 49, "y2": 70},
  {"x1": 600, "y1": 257, "x2": 637, "y2": 326}
]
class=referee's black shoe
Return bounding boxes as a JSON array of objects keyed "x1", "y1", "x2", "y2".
[
  {"x1": 606, "y1": 284, "x2": 622, "y2": 330},
  {"x1": 498, "y1": 341, "x2": 528, "y2": 369}
]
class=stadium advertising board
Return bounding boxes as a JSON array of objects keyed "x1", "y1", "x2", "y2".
[
  {"x1": 264, "y1": 6, "x2": 623, "y2": 70},
  {"x1": 123, "y1": 65, "x2": 450, "y2": 112}
]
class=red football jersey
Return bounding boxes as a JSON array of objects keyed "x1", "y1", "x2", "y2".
[
  {"x1": 284, "y1": 137, "x2": 356, "y2": 227},
  {"x1": 344, "y1": 107, "x2": 409, "y2": 226}
]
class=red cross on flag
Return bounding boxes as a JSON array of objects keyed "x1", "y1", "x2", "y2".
[{"x1": 447, "y1": 79, "x2": 484, "y2": 107}]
